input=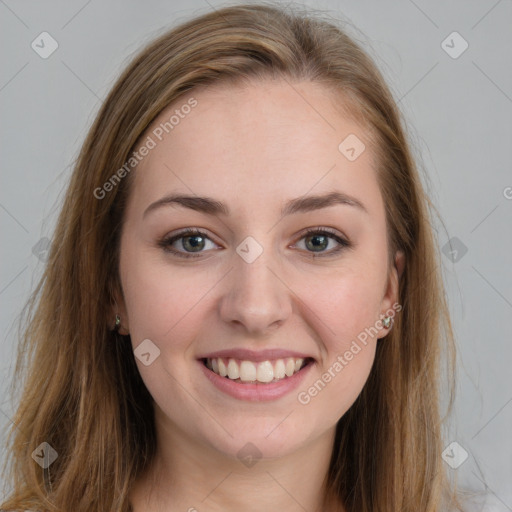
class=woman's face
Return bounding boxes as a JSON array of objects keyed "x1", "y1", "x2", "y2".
[{"x1": 117, "y1": 78, "x2": 402, "y2": 460}]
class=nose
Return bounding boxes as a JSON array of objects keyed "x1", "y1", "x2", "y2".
[{"x1": 219, "y1": 246, "x2": 293, "y2": 336}]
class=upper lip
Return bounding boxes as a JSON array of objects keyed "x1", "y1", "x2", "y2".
[{"x1": 197, "y1": 348, "x2": 315, "y2": 363}]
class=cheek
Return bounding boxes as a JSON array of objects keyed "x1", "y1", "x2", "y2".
[
  {"x1": 298, "y1": 267, "x2": 384, "y2": 351},
  {"x1": 120, "y1": 243, "x2": 223, "y2": 355},
  {"x1": 303, "y1": 346, "x2": 375, "y2": 428},
  {"x1": 295, "y1": 273, "x2": 380, "y2": 422}
]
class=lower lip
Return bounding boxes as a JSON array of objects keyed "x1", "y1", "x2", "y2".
[{"x1": 198, "y1": 359, "x2": 314, "y2": 402}]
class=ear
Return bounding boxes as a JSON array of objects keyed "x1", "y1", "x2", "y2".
[
  {"x1": 377, "y1": 250, "x2": 405, "y2": 337},
  {"x1": 394, "y1": 249, "x2": 405, "y2": 280},
  {"x1": 109, "y1": 279, "x2": 130, "y2": 336}
]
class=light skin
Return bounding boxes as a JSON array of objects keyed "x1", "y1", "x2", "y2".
[{"x1": 115, "y1": 78, "x2": 405, "y2": 511}]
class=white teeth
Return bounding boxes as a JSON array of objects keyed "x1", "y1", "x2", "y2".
[
  {"x1": 227, "y1": 359, "x2": 239, "y2": 379},
  {"x1": 205, "y1": 356, "x2": 308, "y2": 383},
  {"x1": 256, "y1": 361, "x2": 274, "y2": 383},
  {"x1": 218, "y1": 359, "x2": 227, "y2": 377},
  {"x1": 274, "y1": 359, "x2": 286, "y2": 379},
  {"x1": 285, "y1": 358, "x2": 295, "y2": 377},
  {"x1": 239, "y1": 360, "x2": 257, "y2": 382}
]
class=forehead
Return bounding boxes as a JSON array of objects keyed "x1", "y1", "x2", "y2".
[{"x1": 130, "y1": 78, "x2": 382, "y2": 215}]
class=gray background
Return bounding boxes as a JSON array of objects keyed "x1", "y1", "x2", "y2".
[{"x1": 1, "y1": 0, "x2": 511, "y2": 509}]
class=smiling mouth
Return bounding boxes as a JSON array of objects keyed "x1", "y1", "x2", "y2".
[{"x1": 201, "y1": 356, "x2": 313, "y2": 384}]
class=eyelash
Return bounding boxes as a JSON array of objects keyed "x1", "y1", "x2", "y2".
[{"x1": 158, "y1": 227, "x2": 352, "y2": 259}]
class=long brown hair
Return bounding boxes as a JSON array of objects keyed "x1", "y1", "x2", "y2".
[{"x1": 1, "y1": 3, "x2": 465, "y2": 511}]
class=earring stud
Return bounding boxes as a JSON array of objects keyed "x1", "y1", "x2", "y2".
[
  {"x1": 382, "y1": 316, "x2": 393, "y2": 329},
  {"x1": 114, "y1": 314, "x2": 121, "y2": 331}
]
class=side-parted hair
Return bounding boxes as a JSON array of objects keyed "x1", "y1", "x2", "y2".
[{"x1": 1, "y1": 3, "x2": 465, "y2": 511}]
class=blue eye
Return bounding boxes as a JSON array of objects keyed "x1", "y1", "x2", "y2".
[
  {"x1": 158, "y1": 228, "x2": 218, "y2": 258},
  {"x1": 158, "y1": 227, "x2": 351, "y2": 259},
  {"x1": 296, "y1": 227, "x2": 351, "y2": 256}
]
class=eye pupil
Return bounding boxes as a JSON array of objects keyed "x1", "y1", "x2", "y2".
[
  {"x1": 183, "y1": 235, "x2": 205, "y2": 252},
  {"x1": 306, "y1": 234, "x2": 328, "y2": 252}
]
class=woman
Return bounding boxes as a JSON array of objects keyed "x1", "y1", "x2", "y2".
[{"x1": 1, "y1": 3, "x2": 466, "y2": 511}]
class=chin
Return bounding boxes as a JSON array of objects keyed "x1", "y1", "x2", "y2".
[{"x1": 201, "y1": 418, "x2": 316, "y2": 463}]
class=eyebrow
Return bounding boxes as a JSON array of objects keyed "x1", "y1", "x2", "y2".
[{"x1": 143, "y1": 191, "x2": 368, "y2": 219}]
